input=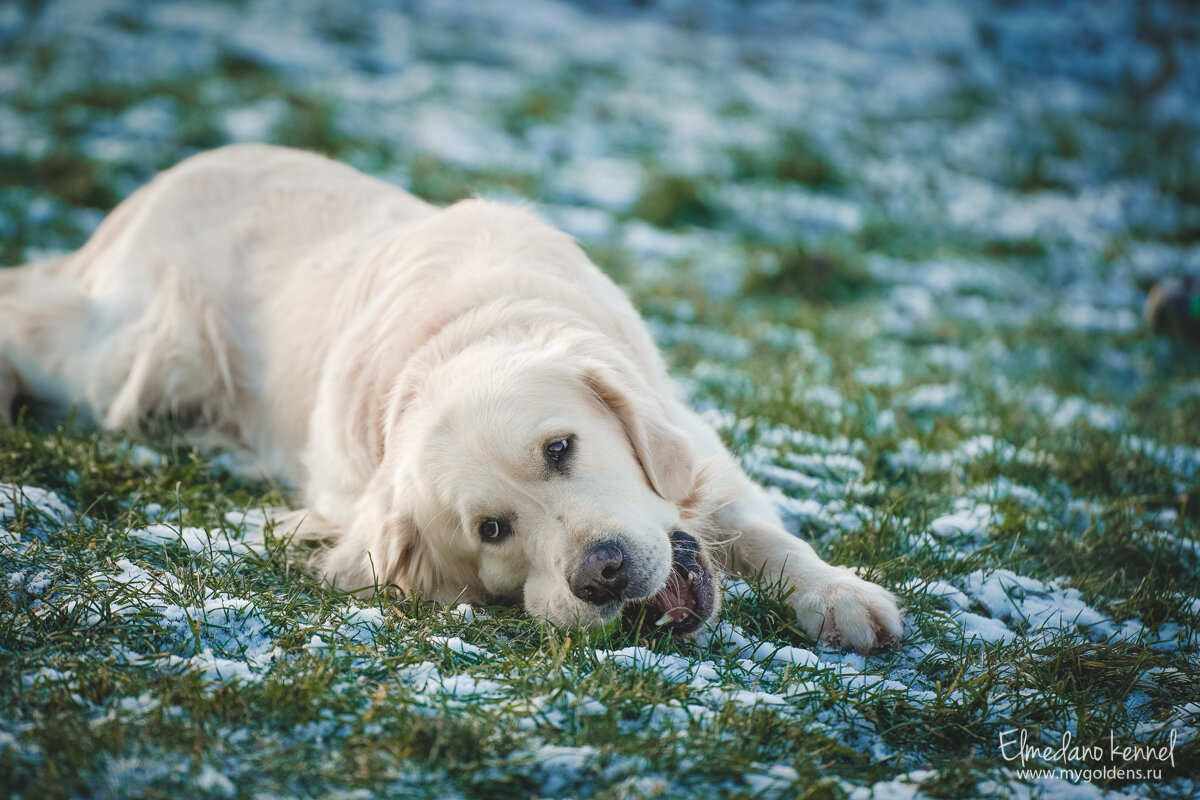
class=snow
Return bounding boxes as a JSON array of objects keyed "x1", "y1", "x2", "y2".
[
  {"x1": 746, "y1": 643, "x2": 820, "y2": 669},
  {"x1": 597, "y1": 646, "x2": 721, "y2": 688},
  {"x1": 769, "y1": 490, "x2": 870, "y2": 534},
  {"x1": 622, "y1": 221, "x2": 692, "y2": 259},
  {"x1": 435, "y1": 673, "x2": 507, "y2": 698},
  {"x1": 196, "y1": 764, "x2": 236, "y2": 797},
  {"x1": 959, "y1": 569, "x2": 1116, "y2": 641},
  {"x1": 0, "y1": 483, "x2": 72, "y2": 526},
  {"x1": 957, "y1": 611, "x2": 1017, "y2": 644},
  {"x1": 887, "y1": 436, "x2": 1047, "y2": 476},
  {"x1": 429, "y1": 635, "x2": 491, "y2": 660},
  {"x1": 1050, "y1": 396, "x2": 1126, "y2": 431},
  {"x1": 535, "y1": 744, "x2": 599, "y2": 796},
  {"x1": 855, "y1": 363, "x2": 904, "y2": 388},
  {"x1": 539, "y1": 204, "x2": 615, "y2": 242},
  {"x1": 847, "y1": 769, "x2": 935, "y2": 800},
  {"x1": 1125, "y1": 437, "x2": 1200, "y2": 481},
  {"x1": 745, "y1": 453, "x2": 826, "y2": 494},
  {"x1": 903, "y1": 579, "x2": 970, "y2": 611},
  {"x1": 929, "y1": 504, "x2": 993, "y2": 538},
  {"x1": 968, "y1": 478, "x2": 1048, "y2": 510},
  {"x1": 1059, "y1": 304, "x2": 1140, "y2": 335},
  {"x1": 742, "y1": 763, "x2": 800, "y2": 798},
  {"x1": 221, "y1": 99, "x2": 289, "y2": 143},
  {"x1": 902, "y1": 383, "x2": 968, "y2": 415},
  {"x1": 551, "y1": 158, "x2": 643, "y2": 212}
]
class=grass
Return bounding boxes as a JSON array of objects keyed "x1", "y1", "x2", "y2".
[
  {"x1": 741, "y1": 238, "x2": 877, "y2": 305},
  {"x1": 3, "y1": 1, "x2": 1200, "y2": 798},
  {"x1": 728, "y1": 130, "x2": 846, "y2": 190},
  {"x1": 4, "y1": 289, "x2": 1197, "y2": 797},
  {"x1": 631, "y1": 172, "x2": 720, "y2": 230}
]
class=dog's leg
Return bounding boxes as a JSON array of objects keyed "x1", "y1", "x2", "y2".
[
  {"x1": 673, "y1": 406, "x2": 902, "y2": 650},
  {"x1": 715, "y1": 469, "x2": 903, "y2": 652},
  {"x1": 0, "y1": 261, "x2": 93, "y2": 423}
]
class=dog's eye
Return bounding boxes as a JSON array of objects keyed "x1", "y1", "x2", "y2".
[
  {"x1": 479, "y1": 518, "x2": 513, "y2": 543},
  {"x1": 545, "y1": 436, "x2": 573, "y2": 464}
]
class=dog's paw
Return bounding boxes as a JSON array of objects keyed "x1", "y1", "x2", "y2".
[{"x1": 790, "y1": 568, "x2": 903, "y2": 653}]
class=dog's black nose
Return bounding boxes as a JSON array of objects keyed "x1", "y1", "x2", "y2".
[{"x1": 570, "y1": 540, "x2": 629, "y2": 605}]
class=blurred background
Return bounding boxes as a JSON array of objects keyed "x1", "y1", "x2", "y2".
[{"x1": 2, "y1": 1, "x2": 1196, "y2": 273}]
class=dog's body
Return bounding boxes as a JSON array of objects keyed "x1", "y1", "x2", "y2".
[{"x1": 1, "y1": 144, "x2": 902, "y2": 649}]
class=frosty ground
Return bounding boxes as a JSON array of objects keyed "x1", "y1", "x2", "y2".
[{"x1": 1, "y1": 0, "x2": 1199, "y2": 798}]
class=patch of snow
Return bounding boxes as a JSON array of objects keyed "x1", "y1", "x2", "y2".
[
  {"x1": 1051, "y1": 396, "x2": 1125, "y2": 431},
  {"x1": 847, "y1": 769, "x2": 934, "y2": 800},
  {"x1": 196, "y1": 764, "x2": 236, "y2": 798},
  {"x1": 902, "y1": 383, "x2": 968, "y2": 415},
  {"x1": 959, "y1": 569, "x2": 1116, "y2": 641},
  {"x1": 429, "y1": 635, "x2": 491, "y2": 660},
  {"x1": 742, "y1": 763, "x2": 800, "y2": 799},
  {"x1": 538, "y1": 204, "x2": 615, "y2": 241},
  {"x1": 535, "y1": 743, "x2": 599, "y2": 796},
  {"x1": 1059, "y1": 304, "x2": 1140, "y2": 334},
  {"x1": 929, "y1": 504, "x2": 992, "y2": 538},
  {"x1": 597, "y1": 646, "x2": 721, "y2": 688},
  {"x1": 855, "y1": 363, "x2": 904, "y2": 388},
  {"x1": 0, "y1": 484, "x2": 71, "y2": 525},
  {"x1": 622, "y1": 220, "x2": 693, "y2": 259},
  {"x1": 552, "y1": 158, "x2": 643, "y2": 212},
  {"x1": 956, "y1": 611, "x2": 1017, "y2": 644}
]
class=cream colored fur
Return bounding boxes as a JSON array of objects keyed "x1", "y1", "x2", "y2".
[{"x1": 0, "y1": 144, "x2": 903, "y2": 651}]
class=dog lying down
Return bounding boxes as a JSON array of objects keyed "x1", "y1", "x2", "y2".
[{"x1": 0, "y1": 144, "x2": 903, "y2": 651}]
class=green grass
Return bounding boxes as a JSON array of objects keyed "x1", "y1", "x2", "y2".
[
  {"x1": 631, "y1": 172, "x2": 720, "y2": 230},
  {"x1": 728, "y1": 130, "x2": 846, "y2": 190}
]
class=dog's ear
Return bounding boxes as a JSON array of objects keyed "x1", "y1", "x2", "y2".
[
  {"x1": 318, "y1": 472, "x2": 438, "y2": 598},
  {"x1": 319, "y1": 506, "x2": 421, "y2": 597},
  {"x1": 582, "y1": 360, "x2": 695, "y2": 503}
]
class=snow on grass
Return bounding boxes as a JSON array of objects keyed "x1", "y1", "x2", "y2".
[
  {"x1": 958, "y1": 568, "x2": 1115, "y2": 641},
  {"x1": 0, "y1": 483, "x2": 72, "y2": 526},
  {"x1": 902, "y1": 383, "x2": 969, "y2": 416},
  {"x1": 127, "y1": 522, "x2": 264, "y2": 561},
  {"x1": 929, "y1": 503, "x2": 994, "y2": 539},
  {"x1": 886, "y1": 435, "x2": 1049, "y2": 476}
]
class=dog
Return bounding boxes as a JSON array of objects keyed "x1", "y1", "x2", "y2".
[{"x1": 0, "y1": 144, "x2": 902, "y2": 650}]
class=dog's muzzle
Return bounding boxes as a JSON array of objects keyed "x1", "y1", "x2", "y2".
[{"x1": 637, "y1": 530, "x2": 717, "y2": 636}]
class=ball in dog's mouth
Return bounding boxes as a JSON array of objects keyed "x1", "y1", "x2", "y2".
[{"x1": 637, "y1": 530, "x2": 717, "y2": 636}]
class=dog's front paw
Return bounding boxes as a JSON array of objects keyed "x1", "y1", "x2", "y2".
[{"x1": 790, "y1": 568, "x2": 903, "y2": 652}]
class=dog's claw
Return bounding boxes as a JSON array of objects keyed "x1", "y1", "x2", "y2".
[{"x1": 654, "y1": 612, "x2": 674, "y2": 627}]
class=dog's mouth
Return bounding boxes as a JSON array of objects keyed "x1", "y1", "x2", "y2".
[{"x1": 636, "y1": 530, "x2": 717, "y2": 636}]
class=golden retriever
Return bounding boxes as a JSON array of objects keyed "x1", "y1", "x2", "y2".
[{"x1": 0, "y1": 144, "x2": 902, "y2": 650}]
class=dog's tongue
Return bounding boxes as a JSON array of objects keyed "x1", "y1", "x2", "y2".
[
  {"x1": 650, "y1": 570, "x2": 694, "y2": 625},
  {"x1": 645, "y1": 530, "x2": 716, "y2": 636}
]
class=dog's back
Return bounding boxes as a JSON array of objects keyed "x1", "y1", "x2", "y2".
[
  {"x1": 2, "y1": 145, "x2": 661, "y2": 479},
  {"x1": 1, "y1": 145, "x2": 438, "y2": 476}
]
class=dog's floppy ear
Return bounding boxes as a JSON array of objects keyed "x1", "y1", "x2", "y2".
[
  {"x1": 318, "y1": 472, "x2": 433, "y2": 597},
  {"x1": 582, "y1": 359, "x2": 695, "y2": 503},
  {"x1": 319, "y1": 465, "x2": 482, "y2": 603},
  {"x1": 319, "y1": 504, "x2": 420, "y2": 596}
]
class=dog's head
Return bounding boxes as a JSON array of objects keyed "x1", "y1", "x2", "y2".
[{"x1": 324, "y1": 334, "x2": 721, "y2": 635}]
